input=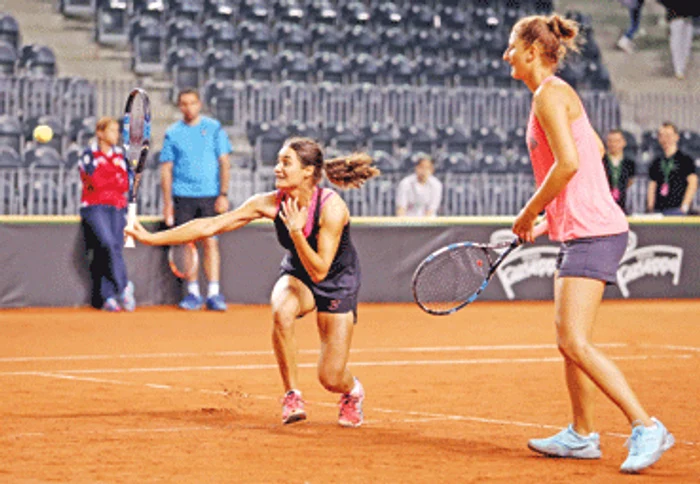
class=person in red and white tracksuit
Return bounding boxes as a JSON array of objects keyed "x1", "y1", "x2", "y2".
[{"x1": 79, "y1": 117, "x2": 135, "y2": 311}]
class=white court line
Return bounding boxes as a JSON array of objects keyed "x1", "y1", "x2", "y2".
[
  {"x1": 10, "y1": 370, "x2": 697, "y2": 447},
  {"x1": 0, "y1": 343, "x2": 628, "y2": 363},
  {"x1": 643, "y1": 344, "x2": 700, "y2": 353},
  {"x1": 0, "y1": 354, "x2": 690, "y2": 377}
]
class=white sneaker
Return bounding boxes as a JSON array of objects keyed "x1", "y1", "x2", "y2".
[
  {"x1": 620, "y1": 418, "x2": 675, "y2": 474},
  {"x1": 528, "y1": 425, "x2": 602, "y2": 459},
  {"x1": 616, "y1": 36, "x2": 635, "y2": 54}
]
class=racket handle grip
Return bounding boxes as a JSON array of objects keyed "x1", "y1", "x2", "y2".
[{"x1": 124, "y1": 202, "x2": 137, "y2": 248}]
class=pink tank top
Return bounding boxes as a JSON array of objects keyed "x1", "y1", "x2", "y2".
[
  {"x1": 275, "y1": 187, "x2": 336, "y2": 238},
  {"x1": 526, "y1": 76, "x2": 628, "y2": 242}
]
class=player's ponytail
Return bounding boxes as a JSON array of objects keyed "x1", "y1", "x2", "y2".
[
  {"x1": 514, "y1": 13, "x2": 580, "y2": 66},
  {"x1": 324, "y1": 153, "x2": 380, "y2": 189},
  {"x1": 285, "y1": 137, "x2": 381, "y2": 189}
]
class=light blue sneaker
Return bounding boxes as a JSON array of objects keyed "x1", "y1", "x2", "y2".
[
  {"x1": 179, "y1": 293, "x2": 203, "y2": 310},
  {"x1": 528, "y1": 425, "x2": 602, "y2": 459},
  {"x1": 119, "y1": 281, "x2": 136, "y2": 312},
  {"x1": 102, "y1": 297, "x2": 121, "y2": 312},
  {"x1": 206, "y1": 294, "x2": 227, "y2": 311},
  {"x1": 620, "y1": 417, "x2": 674, "y2": 474}
]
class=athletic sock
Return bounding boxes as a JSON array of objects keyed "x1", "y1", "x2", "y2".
[
  {"x1": 187, "y1": 281, "x2": 201, "y2": 298},
  {"x1": 208, "y1": 281, "x2": 220, "y2": 298}
]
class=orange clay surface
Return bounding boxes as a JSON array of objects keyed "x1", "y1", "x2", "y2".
[{"x1": 0, "y1": 300, "x2": 699, "y2": 483}]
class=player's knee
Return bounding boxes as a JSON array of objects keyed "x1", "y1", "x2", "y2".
[
  {"x1": 271, "y1": 305, "x2": 295, "y2": 330},
  {"x1": 318, "y1": 366, "x2": 345, "y2": 392},
  {"x1": 556, "y1": 334, "x2": 588, "y2": 363}
]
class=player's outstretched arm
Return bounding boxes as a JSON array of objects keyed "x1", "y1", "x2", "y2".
[{"x1": 125, "y1": 192, "x2": 275, "y2": 246}]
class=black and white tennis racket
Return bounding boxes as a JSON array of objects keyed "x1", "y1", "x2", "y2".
[
  {"x1": 123, "y1": 88, "x2": 151, "y2": 248},
  {"x1": 412, "y1": 238, "x2": 522, "y2": 315}
]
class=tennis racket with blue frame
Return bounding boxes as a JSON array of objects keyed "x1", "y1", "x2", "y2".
[{"x1": 412, "y1": 237, "x2": 522, "y2": 315}]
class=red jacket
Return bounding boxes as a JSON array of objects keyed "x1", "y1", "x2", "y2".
[{"x1": 79, "y1": 143, "x2": 129, "y2": 209}]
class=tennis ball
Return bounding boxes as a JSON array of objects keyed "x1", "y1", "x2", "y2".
[{"x1": 33, "y1": 125, "x2": 53, "y2": 143}]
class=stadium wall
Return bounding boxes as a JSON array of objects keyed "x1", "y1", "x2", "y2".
[{"x1": 0, "y1": 217, "x2": 699, "y2": 308}]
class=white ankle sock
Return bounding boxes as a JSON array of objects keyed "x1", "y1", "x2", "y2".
[
  {"x1": 187, "y1": 282, "x2": 200, "y2": 297},
  {"x1": 208, "y1": 281, "x2": 220, "y2": 297}
]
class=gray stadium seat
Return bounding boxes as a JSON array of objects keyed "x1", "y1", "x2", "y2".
[
  {"x1": 95, "y1": 0, "x2": 129, "y2": 46},
  {"x1": 0, "y1": 114, "x2": 22, "y2": 154},
  {"x1": 0, "y1": 13, "x2": 20, "y2": 50},
  {"x1": 0, "y1": 41, "x2": 16, "y2": 76}
]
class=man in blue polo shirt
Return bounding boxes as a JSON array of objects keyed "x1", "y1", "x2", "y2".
[{"x1": 160, "y1": 88, "x2": 232, "y2": 311}]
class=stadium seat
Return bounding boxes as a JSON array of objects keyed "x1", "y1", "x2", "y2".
[
  {"x1": 454, "y1": 57, "x2": 482, "y2": 87},
  {"x1": 311, "y1": 24, "x2": 345, "y2": 55},
  {"x1": 416, "y1": 56, "x2": 454, "y2": 87},
  {"x1": 132, "y1": 0, "x2": 165, "y2": 22},
  {"x1": 130, "y1": 17, "x2": 166, "y2": 74},
  {"x1": 308, "y1": 1, "x2": 338, "y2": 25},
  {"x1": 23, "y1": 145, "x2": 64, "y2": 168},
  {"x1": 436, "y1": 151, "x2": 476, "y2": 173},
  {"x1": 479, "y1": 153, "x2": 510, "y2": 173},
  {"x1": 274, "y1": 0, "x2": 305, "y2": 24},
  {"x1": 169, "y1": 0, "x2": 205, "y2": 22},
  {"x1": 64, "y1": 145, "x2": 83, "y2": 167},
  {"x1": 380, "y1": 27, "x2": 411, "y2": 58},
  {"x1": 203, "y1": 0, "x2": 236, "y2": 21},
  {"x1": 242, "y1": 48, "x2": 277, "y2": 82},
  {"x1": 384, "y1": 54, "x2": 415, "y2": 86},
  {"x1": 473, "y1": 126, "x2": 506, "y2": 157},
  {"x1": 239, "y1": 20, "x2": 273, "y2": 52},
  {"x1": 437, "y1": 126, "x2": 471, "y2": 155},
  {"x1": 0, "y1": 145, "x2": 21, "y2": 167},
  {"x1": 366, "y1": 123, "x2": 399, "y2": 156},
  {"x1": 95, "y1": 0, "x2": 129, "y2": 46},
  {"x1": 412, "y1": 29, "x2": 443, "y2": 59},
  {"x1": 286, "y1": 120, "x2": 322, "y2": 141},
  {"x1": 169, "y1": 48, "x2": 205, "y2": 101},
  {"x1": 166, "y1": 17, "x2": 204, "y2": 51},
  {"x1": 340, "y1": 1, "x2": 371, "y2": 26},
  {"x1": 273, "y1": 22, "x2": 310, "y2": 54},
  {"x1": 443, "y1": 30, "x2": 476, "y2": 59},
  {"x1": 19, "y1": 45, "x2": 57, "y2": 77},
  {"x1": 438, "y1": 6, "x2": 467, "y2": 31},
  {"x1": 406, "y1": 4, "x2": 435, "y2": 30},
  {"x1": 326, "y1": 124, "x2": 363, "y2": 153},
  {"x1": 0, "y1": 42, "x2": 17, "y2": 76},
  {"x1": 350, "y1": 53, "x2": 384, "y2": 85},
  {"x1": 253, "y1": 122, "x2": 287, "y2": 167},
  {"x1": 203, "y1": 19, "x2": 239, "y2": 52},
  {"x1": 346, "y1": 25, "x2": 380, "y2": 56},
  {"x1": 680, "y1": 130, "x2": 700, "y2": 160},
  {"x1": 0, "y1": 13, "x2": 20, "y2": 50},
  {"x1": 370, "y1": 149, "x2": 401, "y2": 173},
  {"x1": 372, "y1": 2, "x2": 404, "y2": 28},
  {"x1": 240, "y1": 0, "x2": 271, "y2": 23},
  {"x1": 205, "y1": 48, "x2": 243, "y2": 81},
  {"x1": 403, "y1": 125, "x2": 438, "y2": 155},
  {"x1": 278, "y1": 50, "x2": 311, "y2": 83},
  {"x1": 314, "y1": 52, "x2": 347, "y2": 84},
  {"x1": 59, "y1": 0, "x2": 96, "y2": 18},
  {"x1": 0, "y1": 115, "x2": 23, "y2": 154},
  {"x1": 67, "y1": 116, "x2": 96, "y2": 147}
]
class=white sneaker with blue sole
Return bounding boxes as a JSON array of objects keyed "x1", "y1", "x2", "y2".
[
  {"x1": 528, "y1": 425, "x2": 602, "y2": 459},
  {"x1": 620, "y1": 417, "x2": 674, "y2": 474}
]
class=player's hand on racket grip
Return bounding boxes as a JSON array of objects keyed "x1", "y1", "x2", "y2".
[
  {"x1": 512, "y1": 205, "x2": 539, "y2": 244},
  {"x1": 279, "y1": 198, "x2": 308, "y2": 233},
  {"x1": 124, "y1": 219, "x2": 154, "y2": 245}
]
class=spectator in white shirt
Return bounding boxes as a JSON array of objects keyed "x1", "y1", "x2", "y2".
[{"x1": 395, "y1": 156, "x2": 443, "y2": 217}]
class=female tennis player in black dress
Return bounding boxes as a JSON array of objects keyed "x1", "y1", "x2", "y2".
[{"x1": 126, "y1": 137, "x2": 379, "y2": 427}]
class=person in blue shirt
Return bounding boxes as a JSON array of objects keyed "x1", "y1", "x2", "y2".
[{"x1": 160, "y1": 89, "x2": 233, "y2": 311}]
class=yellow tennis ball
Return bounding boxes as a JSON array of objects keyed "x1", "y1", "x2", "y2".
[{"x1": 33, "y1": 125, "x2": 54, "y2": 143}]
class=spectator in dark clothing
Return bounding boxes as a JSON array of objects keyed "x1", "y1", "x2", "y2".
[
  {"x1": 646, "y1": 122, "x2": 698, "y2": 215},
  {"x1": 603, "y1": 129, "x2": 637, "y2": 213}
]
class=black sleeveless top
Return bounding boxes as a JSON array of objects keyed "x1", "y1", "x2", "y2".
[{"x1": 274, "y1": 188, "x2": 361, "y2": 298}]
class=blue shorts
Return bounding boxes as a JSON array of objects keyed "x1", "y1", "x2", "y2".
[{"x1": 555, "y1": 232, "x2": 629, "y2": 284}]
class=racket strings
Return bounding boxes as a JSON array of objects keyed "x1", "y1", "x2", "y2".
[
  {"x1": 125, "y1": 93, "x2": 148, "y2": 166},
  {"x1": 414, "y1": 246, "x2": 491, "y2": 313},
  {"x1": 168, "y1": 244, "x2": 198, "y2": 279}
]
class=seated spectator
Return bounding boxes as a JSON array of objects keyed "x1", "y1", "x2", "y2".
[
  {"x1": 603, "y1": 129, "x2": 636, "y2": 213},
  {"x1": 646, "y1": 122, "x2": 698, "y2": 215},
  {"x1": 395, "y1": 156, "x2": 442, "y2": 217}
]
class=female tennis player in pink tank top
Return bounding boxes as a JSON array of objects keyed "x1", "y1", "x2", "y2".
[{"x1": 504, "y1": 14, "x2": 673, "y2": 473}]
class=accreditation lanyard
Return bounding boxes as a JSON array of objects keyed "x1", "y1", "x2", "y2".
[
  {"x1": 606, "y1": 156, "x2": 622, "y2": 187},
  {"x1": 659, "y1": 157, "x2": 675, "y2": 197}
]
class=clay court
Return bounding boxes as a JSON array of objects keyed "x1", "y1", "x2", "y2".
[{"x1": 1, "y1": 300, "x2": 698, "y2": 483}]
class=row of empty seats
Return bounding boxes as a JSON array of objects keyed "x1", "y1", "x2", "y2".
[{"x1": 1, "y1": 13, "x2": 58, "y2": 77}]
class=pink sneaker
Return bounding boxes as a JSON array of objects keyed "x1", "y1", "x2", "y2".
[
  {"x1": 338, "y1": 379, "x2": 364, "y2": 428},
  {"x1": 281, "y1": 390, "x2": 306, "y2": 425}
]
